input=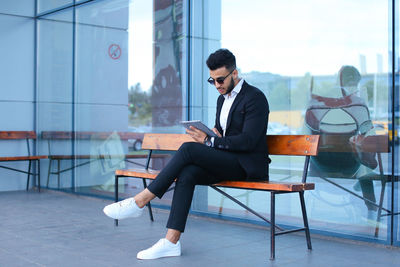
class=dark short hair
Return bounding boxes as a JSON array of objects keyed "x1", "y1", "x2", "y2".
[{"x1": 206, "y1": 48, "x2": 236, "y2": 71}]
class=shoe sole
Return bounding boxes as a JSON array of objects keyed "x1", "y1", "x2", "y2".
[{"x1": 137, "y1": 253, "x2": 181, "y2": 260}]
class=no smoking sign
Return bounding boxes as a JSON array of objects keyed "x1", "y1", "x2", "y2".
[{"x1": 108, "y1": 44, "x2": 121, "y2": 60}]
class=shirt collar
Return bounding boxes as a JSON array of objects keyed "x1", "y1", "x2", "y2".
[{"x1": 223, "y1": 78, "x2": 244, "y2": 99}]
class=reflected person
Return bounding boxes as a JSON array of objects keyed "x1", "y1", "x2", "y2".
[
  {"x1": 103, "y1": 49, "x2": 270, "y2": 260},
  {"x1": 307, "y1": 65, "x2": 377, "y2": 216},
  {"x1": 340, "y1": 66, "x2": 377, "y2": 214}
]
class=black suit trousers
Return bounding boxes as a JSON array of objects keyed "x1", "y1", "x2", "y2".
[{"x1": 147, "y1": 142, "x2": 247, "y2": 232}]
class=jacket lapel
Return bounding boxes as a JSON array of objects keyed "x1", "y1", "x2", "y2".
[
  {"x1": 215, "y1": 95, "x2": 224, "y2": 132},
  {"x1": 225, "y1": 81, "x2": 247, "y2": 131}
]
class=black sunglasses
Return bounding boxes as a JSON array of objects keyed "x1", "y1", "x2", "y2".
[{"x1": 207, "y1": 69, "x2": 235, "y2": 85}]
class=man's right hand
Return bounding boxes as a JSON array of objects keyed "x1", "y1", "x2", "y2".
[{"x1": 212, "y1": 128, "x2": 222, "y2": 137}]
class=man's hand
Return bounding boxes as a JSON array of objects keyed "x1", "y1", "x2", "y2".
[
  {"x1": 212, "y1": 128, "x2": 222, "y2": 137},
  {"x1": 186, "y1": 126, "x2": 207, "y2": 143}
]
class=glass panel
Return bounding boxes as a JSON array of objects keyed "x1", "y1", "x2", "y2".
[
  {"x1": 194, "y1": 0, "x2": 391, "y2": 242},
  {"x1": 37, "y1": 0, "x2": 72, "y2": 14},
  {"x1": 0, "y1": 0, "x2": 35, "y2": 17},
  {"x1": 37, "y1": 9, "x2": 74, "y2": 189},
  {"x1": 73, "y1": 0, "x2": 186, "y2": 199},
  {"x1": 73, "y1": 0, "x2": 130, "y2": 195},
  {"x1": 394, "y1": 0, "x2": 400, "y2": 247}
]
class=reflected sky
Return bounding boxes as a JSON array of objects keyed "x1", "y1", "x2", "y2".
[
  {"x1": 128, "y1": 0, "x2": 389, "y2": 90},
  {"x1": 222, "y1": 0, "x2": 388, "y2": 76}
]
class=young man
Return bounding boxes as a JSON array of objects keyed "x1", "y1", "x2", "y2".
[{"x1": 103, "y1": 48, "x2": 269, "y2": 260}]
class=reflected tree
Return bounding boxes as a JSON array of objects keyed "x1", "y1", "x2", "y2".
[{"x1": 128, "y1": 83, "x2": 152, "y2": 127}]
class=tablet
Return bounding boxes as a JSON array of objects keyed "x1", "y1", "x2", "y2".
[{"x1": 180, "y1": 120, "x2": 217, "y2": 137}]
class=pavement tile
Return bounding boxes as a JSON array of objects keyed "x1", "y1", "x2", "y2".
[{"x1": 1, "y1": 190, "x2": 399, "y2": 267}]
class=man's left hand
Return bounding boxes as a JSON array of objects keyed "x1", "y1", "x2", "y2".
[{"x1": 186, "y1": 126, "x2": 207, "y2": 143}]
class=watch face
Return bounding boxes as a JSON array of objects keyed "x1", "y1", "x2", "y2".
[{"x1": 205, "y1": 140, "x2": 212, "y2": 147}]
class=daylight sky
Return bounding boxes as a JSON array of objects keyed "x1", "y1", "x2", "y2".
[{"x1": 128, "y1": 0, "x2": 389, "y2": 91}]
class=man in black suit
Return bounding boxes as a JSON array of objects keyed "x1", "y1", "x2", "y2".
[{"x1": 103, "y1": 49, "x2": 270, "y2": 260}]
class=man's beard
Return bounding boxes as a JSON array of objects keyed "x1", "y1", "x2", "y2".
[{"x1": 224, "y1": 77, "x2": 235, "y2": 95}]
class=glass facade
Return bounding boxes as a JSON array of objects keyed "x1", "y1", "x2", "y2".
[
  {"x1": 211, "y1": 0, "x2": 393, "y2": 242},
  {"x1": 0, "y1": 0, "x2": 399, "y2": 246}
]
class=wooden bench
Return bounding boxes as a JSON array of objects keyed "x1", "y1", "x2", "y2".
[
  {"x1": 0, "y1": 131, "x2": 47, "y2": 191},
  {"x1": 41, "y1": 131, "x2": 168, "y2": 188},
  {"x1": 114, "y1": 133, "x2": 319, "y2": 260}
]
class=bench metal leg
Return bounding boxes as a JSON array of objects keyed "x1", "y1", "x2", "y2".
[
  {"x1": 25, "y1": 160, "x2": 41, "y2": 192},
  {"x1": 142, "y1": 178, "x2": 154, "y2": 222},
  {"x1": 299, "y1": 191, "x2": 312, "y2": 250},
  {"x1": 375, "y1": 153, "x2": 386, "y2": 237},
  {"x1": 375, "y1": 179, "x2": 386, "y2": 237},
  {"x1": 37, "y1": 159, "x2": 41, "y2": 192},
  {"x1": 270, "y1": 192, "x2": 276, "y2": 260},
  {"x1": 115, "y1": 175, "x2": 119, "y2": 226},
  {"x1": 26, "y1": 160, "x2": 32, "y2": 191},
  {"x1": 211, "y1": 186, "x2": 281, "y2": 230},
  {"x1": 57, "y1": 159, "x2": 61, "y2": 189},
  {"x1": 46, "y1": 158, "x2": 52, "y2": 188}
]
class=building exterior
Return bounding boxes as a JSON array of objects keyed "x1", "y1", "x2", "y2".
[{"x1": 0, "y1": 0, "x2": 399, "y2": 246}]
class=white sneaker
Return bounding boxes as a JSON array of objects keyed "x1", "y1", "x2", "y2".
[
  {"x1": 103, "y1": 197, "x2": 144, "y2": 220},
  {"x1": 137, "y1": 238, "x2": 181, "y2": 260}
]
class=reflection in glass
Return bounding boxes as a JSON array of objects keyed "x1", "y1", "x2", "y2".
[
  {"x1": 152, "y1": 0, "x2": 184, "y2": 129},
  {"x1": 306, "y1": 66, "x2": 389, "y2": 237},
  {"x1": 211, "y1": 0, "x2": 391, "y2": 241}
]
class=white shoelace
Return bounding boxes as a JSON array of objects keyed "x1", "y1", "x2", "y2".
[{"x1": 118, "y1": 197, "x2": 135, "y2": 208}]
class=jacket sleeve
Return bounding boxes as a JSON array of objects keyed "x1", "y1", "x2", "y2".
[{"x1": 213, "y1": 90, "x2": 269, "y2": 152}]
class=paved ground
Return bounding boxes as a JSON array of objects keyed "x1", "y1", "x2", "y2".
[{"x1": 0, "y1": 190, "x2": 399, "y2": 267}]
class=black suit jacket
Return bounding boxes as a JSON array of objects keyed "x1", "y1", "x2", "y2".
[{"x1": 214, "y1": 80, "x2": 270, "y2": 180}]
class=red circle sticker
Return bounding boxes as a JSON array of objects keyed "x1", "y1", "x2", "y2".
[{"x1": 108, "y1": 44, "x2": 121, "y2": 60}]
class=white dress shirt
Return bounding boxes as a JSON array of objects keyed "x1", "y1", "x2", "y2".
[{"x1": 219, "y1": 78, "x2": 244, "y2": 136}]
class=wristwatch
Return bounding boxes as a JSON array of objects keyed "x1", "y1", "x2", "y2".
[{"x1": 204, "y1": 135, "x2": 212, "y2": 147}]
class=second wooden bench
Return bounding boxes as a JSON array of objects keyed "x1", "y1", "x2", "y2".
[{"x1": 0, "y1": 131, "x2": 47, "y2": 191}]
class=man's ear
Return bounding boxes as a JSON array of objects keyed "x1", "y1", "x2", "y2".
[{"x1": 233, "y1": 69, "x2": 239, "y2": 79}]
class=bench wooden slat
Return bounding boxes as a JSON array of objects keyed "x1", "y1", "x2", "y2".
[
  {"x1": 116, "y1": 168, "x2": 160, "y2": 179},
  {"x1": 0, "y1": 155, "x2": 47, "y2": 161},
  {"x1": 0, "y1": 131, "x2": 37, "y2": 139},
  {"x1": 142, "y1": 133, "x2": 194, "y2": 151},
  {"x1": 350, "y1": 135, "x2": 390, "y2": 153},
  {"x1": 115, "y1": 168, "x2": 315, "y2": 192},
  {"x1": 214, "y1": 181, "x2": 314, "y2": 192},
  {"x1": 49, "y1": 155, "x2": 94, "y2": 160},
  {"x1": 48, "y1": 154, "x2": 168, "y2": 160},
  {"x1": 142, "y1": 133, "x2": 320, "y2": 156},
  {"x1": 317, "y1": 134, "x2": 390, "y2": 153},
  {"x1": 41, "y1": 131, "x2": 145, "y2": 141},
  {"x1": 267, "y1": 135, "x2": 319, "y2": 156}
]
